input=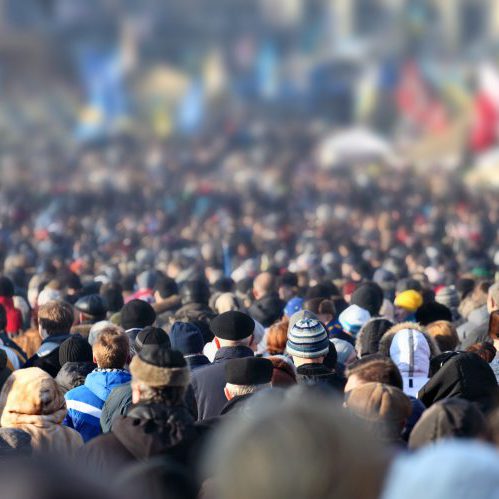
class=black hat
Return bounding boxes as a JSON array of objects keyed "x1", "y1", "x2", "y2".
[
  {"x1": 225, "y1": 357, "x2": 273, "y2": 386},
  {"x1": 351, "y1": 282, "x2": 384, "y2": 316},
  {"x1": 59, "y1": 334, "x2": 93, "y2": 365},
  {"x1": 180, "y1": 280, "x2": 210, "y2": 306},
  {"x1": 130, "y1": 344, "x2": 190, "y2": 387},
  {"x1": 121, "y1": 299, "x2": 156, "y2": 330},
  {"x1": 74, "y1": 294, "x2": 107, "y2": 320},
  {"x1": 415, "y1": 302, "x2": 452, "y2": 326},
  {"x1": 135, "y1": 326, "x2": 171, "y2": 352},
  {"x1": 210, "y1": 311, "x2": 254, "y2": 341},
  {"x1": 356, "y1": 318, "x2": 394, "y2": 357},
  {"x1": 0, "y1": 277, "x2": 14, "y2": 297}
]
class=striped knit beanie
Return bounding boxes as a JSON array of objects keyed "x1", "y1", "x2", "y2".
[{"x1": 286, "y1": 318, "x2": 330, "y2": 359}]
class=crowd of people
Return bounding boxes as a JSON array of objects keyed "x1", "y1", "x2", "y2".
[{"x1": 0, "y1": 124, "x2": 497, "y2": 497}]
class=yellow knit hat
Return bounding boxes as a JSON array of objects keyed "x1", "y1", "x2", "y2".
[{"x1": 394, "y1": 290, "x2": 423, "y2": 312}]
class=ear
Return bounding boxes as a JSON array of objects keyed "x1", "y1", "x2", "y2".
[
  {"x1": 93, "y1": 354, "x2": 98, "y2": 365},
  {"x1": 224, "y1": 386, "x2": 232, "y2": 401}
]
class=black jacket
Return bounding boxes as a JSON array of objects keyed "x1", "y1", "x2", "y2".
[
  {"x1": 418, "y1": 352, "x2": 499, "y2": 414},
  {"x1": 249, "y1": 293, "x2": 285, "y2": 328},
  {"x1": 296, "y1": 363, "x2": 346, "y2": 393},
  {"x1": 185, "y1": 354, "x2": 210, "y2": 371},
  {"x1": 83, "y1": 403, "x2": 201, "y2": 476},
  {"x1": 55, "y1": 361, "x2": 95, "y2": 393},
  {"x1": 220, "y1": 393, "x2": 253, "y2": 416},
  {"x1": 0, "y1": 331, "x2": 27, "y2": 363},
  {"x1": 23, "y1": 334, "x2": 70, "y2": 377},
  {"x1": 191, "y1": 346, "x2": 254, "y2": 420}
]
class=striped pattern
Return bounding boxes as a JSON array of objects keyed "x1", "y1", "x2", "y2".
[{"x1": 287, "y1": 318, "x2": 330, "y2": 359}]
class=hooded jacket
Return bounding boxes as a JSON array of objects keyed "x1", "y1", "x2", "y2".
[
  {"x1": 64, "y1": 368, "x2": 131, "y2": 442},
  {"x1": 379, "y1": 322, "x2": 440, "y2": 398},
  {"x1": 81, "y1": 403, "x2": 200, "y2": 476},
  {"x1": 0, "y1": 367, "x2": 82, "y2": 456},
  {"x1": 355, "y1": 318, "x2": 394, "y2": 357},
  {"x1": 418, "y1": 352, "x2": 499, "y2": 414},
  {"x1": 408, "y1": 398, "x2": 487, "y2": 449}
]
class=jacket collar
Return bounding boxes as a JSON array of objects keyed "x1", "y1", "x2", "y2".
[{"x1": 213, "y1": 346, "x2": 253, "y2": 364}]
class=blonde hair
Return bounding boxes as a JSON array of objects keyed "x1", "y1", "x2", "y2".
[{"x1": 92, "y1": 325, "x2": 129, "y2": 368}]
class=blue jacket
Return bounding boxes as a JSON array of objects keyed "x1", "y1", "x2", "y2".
[{"x1": 64, "y1": 368, "x2": 131, "y2": 442}]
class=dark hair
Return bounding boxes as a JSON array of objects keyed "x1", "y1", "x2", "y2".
[
  {"x1": 155, "y1": 276, "x2": 179, "y2": 299},
  {"x1": 346, "y1": 354, "x2": 403, "y2": 390},
  {"x1": 303, "y1": 298, "x2": 336, "y2": 318},
  {"x1": 488, "y1": 310, "x2": 499, "y2": 341},
  {"x1": 0, "y1": 304, "x2": 6, "y2": 330},
  {"x1": 466, "y1": 342, "x2": 497, "y2": 364},
  {"x1": 100, "y1": 281, "x2": 124, "y2": 313}
]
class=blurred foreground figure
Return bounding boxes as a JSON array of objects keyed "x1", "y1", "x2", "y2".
[{"x1": 204, "y1": 392, "x2": 386, "y2": 499}]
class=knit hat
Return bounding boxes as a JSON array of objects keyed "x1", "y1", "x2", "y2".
[
  {"x1": 286, "y1": 318, "x2": 330, "y2": 359},
  {"x1": 284, "y1": 297, "x2": 304, "y2": 317},
  {"x1": 351, "y1": 283, "x2": 384, "y2": 316},
  {"x1": 435, "y1": 286, "x2": 460, "y2": 310},
  {"x1": 339, "y1": 305, "x2": 371, "y2": 335},
  {"x1": 59, "y1": 334, "x2": 93, "y2": 366},
  {"x1": 394, "y1": 290, "x2": 423, "y2": 312},
  {"x1": 287, "y1": 310, "x2": 319, "y2": 334},
  {"x1": 88, "y1": 320, "x2": 112, "y2": 346},
  {"x1": 415, "y1": 302, "x2": 452, "y2": 326},
  {"x1": 225, "y1": 357, "x2": 273, "y2": 386},
  {"x1": 331, "y1": 338, "x2": 355, "y2": 365},
  {"x1": 121, "y1": 299, "x2": 156, "y2": 331},
  {"x1": 355, "y1": 318, "x2": 394, "y2": 357},
  {"x1": 169, "y1": 322, "x2": 204, "y2": 355},
  {"x1": 129, "y1": 345, "x2": 190, "y2": 387},
  {"x1": 210, "y1": 311, "x2": 254, "y2": 341},
  {"x1": 135, "y1": 326, "x2": 171, "y2": 352}
]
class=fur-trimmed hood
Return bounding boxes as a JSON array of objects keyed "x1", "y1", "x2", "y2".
[{"x1": 355, "y1": 317, "x2": 394, "y2": 357}]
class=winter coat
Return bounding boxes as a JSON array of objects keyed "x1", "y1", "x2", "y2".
[
  {"x1": 249, "y1": 292, "x2": 285, "y2": 328},
  {"x1": 408, "y1": 398, "x2": 487, "y2": 449},
  {"x1": 185, "y1": 354, "x2": 210, "y2": 371},
  {"x1": 0, "y1": 332, "x2": 27, "y2": 363},
  {"x1": 100, "y1": 382, "x2": 199, "y2": 433},
  {"x1": 82, "y1": 403, "x2": 201, "y2": 476},
  {"x1": 379, "y1": 322, "x2": 440, "y2": 397},
  {"x1": 64, "y1": 368, "x2": 131, "y2": 442},
  {"x1": 55, "y1": 362, "x2": 95, "y2": 394},
  {"x1": 23, "y1": 334, "x2": 70, "y2": 377},
  {"x1": 418, "y1": 352, "x2": 499, "y2": 414},
  {"x1": 0, "y1": 296, "x2": 22, "y2": 335},
  {"x1": 0, "y1": 367, "x2": 82, "y2": 456},
  {"x1": 220, "y1": 394, "x2": 253, "y2": 416},
  {"x1": 191, "y1": 346, "x2": 254, "y2": 420},
  {"x1": 295, "y1": 363, "x2": 346, "y2": 393}
]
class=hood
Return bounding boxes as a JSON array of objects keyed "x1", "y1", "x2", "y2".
[
  {"x1": 0, "y1": 367, "x2": 66, "y2": 428},
  {"x1": 355, "y1": 317, "x2": 394, "y2": 357},
  {"x1": 379, "y1": 322, "x2": 440, "y2": 378},
  {"x1": 84, "y1": 369, "x2": 131, "y2": 402},
  {"x1": 112, "y1": 403, "x2": 196, "y2": 459},
  {"x1": 408, "y1": 398, "x2": 487, "y2": 450},
  {"x1": 55, "y1": 362, "x2": 95, "y2": 394},
  {"x1": 418, "y1": 352, "x2": 499, "y2": 413}
]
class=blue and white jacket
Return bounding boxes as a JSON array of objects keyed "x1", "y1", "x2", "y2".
[{"x1": 63, "y1": 368, "x2": 131, "y2": 442}]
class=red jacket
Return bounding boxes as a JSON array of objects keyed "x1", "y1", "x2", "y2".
[{"x1": 0, "y1": 296, "x2": 22, "y2": 334}]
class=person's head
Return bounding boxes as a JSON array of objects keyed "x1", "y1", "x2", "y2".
[
  {"x1": 286, "y1": 318, "x2": 330, "y2": 367},
  {"x1": 168, "y1": 322, "x2": 203, "y2": 355},
  {"x1": 74, "y1": 294, "x2": 107, "y2": 324},
  {"x1": 339, "y1": 304, "x2": 371, "y2": 337},
  {"x1": 58, "y1": 334, "x2": 93, "y2": 366},
  {"x1": 345, "y1": 382, "x2": 412, "y2": 443},
  {"x1": 129, "y1": 345, "x2": 190, "y2": 406},
  {"x1": 489, "y1": 309, "x2": 499, "y2": 341},
  {"x1": 277, "y1": 272, "x2": 298, "y2": 302},
  {"x1": 266, "y1": 319, "x2": 289, "y2": 355},
  {"x1": 38, "y1": 300, "x2": 74, "y2": 339},
  {"x1": 426, "y1": 320, "x2": 459, "y2": 352},
  {"x1": 303, "y1": 298, "x2": 336, "y2": 325},
  {"x1": 345, "y1": 355, "x2": 403, "y2": 393},
  {"x1": 154, "y1": 276, "x2": 179, "y2": 302},
  {"x1": 205, "y1": 393, "x2": 387, "y2": 499},
  {"x1": 415, "y1": 302, "x2": 452, "y2": 326},
  {"x1": 351, "y1": 282, "x2": 384, "y2": 316},
  {"x1": 253, "y1": 272, "x2": 276, "y2": 300},
  {"x1": 487, "y1": 282, "x2": 499, "y2": 314},
  {"x1": 120, "y1": 299, "x2": 156, "y2": 331},
  {"x1": 213, "y1": 293, "x2": 244, "y2": 314},
  {"x1": 99, "y1": 282, "x2": 124, "y2": 314},
  {"x1": 284, "y1": 297, "x2": 304, "y2": 317},
  {"x1": 394, "y1": 290, "x2": 423, "y2": 321},
  {"x1": 180, "y1": 280, "x2": 210, "y2": 306},
  {"x1": 210, "y1": 311, "x2": 255, "y2": 348},
  {"x1": 465, "y1": 342, "x2": 497, "y2": 363},
  {"x1": 224, "y1": 357, "x2": 273, "y2": 400},
  {"x1": 355, "y1": 317, "x2": 394, "y2": 357},
  {"x1": 135, "y1": 326, "x2": 171, "y2": 353},
  {"x1": 0, "y1": 276, "x2": 14, "y2": 298},
  {"x1": 92, "y1": 326, "x2": 129, "y2": 369}
]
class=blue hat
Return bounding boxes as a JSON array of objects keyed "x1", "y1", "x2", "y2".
[
  {"x1": 169, "y1": 322, "x2": 204, "y2": 355},
  {"x1": 284, "y1": 297, "x2": 304, "y2": 317}
]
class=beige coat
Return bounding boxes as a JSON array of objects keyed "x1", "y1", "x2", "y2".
[{"x1": 0, "y1": 367, "x2": 82, "y2": 456}]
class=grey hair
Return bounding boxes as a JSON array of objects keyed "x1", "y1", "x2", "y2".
[{"x1": 225, "y1": 383, "x2": 271, "y2": 398}]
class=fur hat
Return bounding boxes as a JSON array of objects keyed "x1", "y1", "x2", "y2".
[{"x1": 355, "y1": 318, "x2": 394, "y2": 357}]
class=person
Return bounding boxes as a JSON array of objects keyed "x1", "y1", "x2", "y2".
[
  {"x1": 174, "y1": 280, "x2": 216, "y2": 332},
  {"x1": 355, "y1": 317, "x2": 394, "y2": 357},
  {"x1": 350, "y1": 282, "x2": 385, "y2": 317},
  {"x1": 191, "y1": 311, "x2": 255, "y2": 420},
  {"x1": 23, "y1": 300, "x2": 74, "y2": 377},
  {"x1": 0, "y1": 367, "x2": 82, "y2": 456},
  {"x1": 81, "y1": 345, "x2": 200, "y2": 476},
  {"x1": 265, "y1": 318, "x2": 289, "y2": 356},
  {"x1": 0, "y1": 304, "x2": 27, "y2": 364},
  {"x1": 168, "y1": 322, "x2": 210, "y2": 370},
  {"x1": 0, "y1": 276, "x2": 22, "y2": 335},
  {"x1": 378, "y1": 322, "x2": 440, "y2": 397},
  {"x1": 120, "y1": 299, "x2": 157, "y2": 346},
  {"x1": 466, "y1": 342, "x2": 497, "y2": 364},
  {"x1": 0, "y1": 428, "x2": 32, "y2": 458},
  {"x1": 435, "y1": 285, "x2": 462, "y2": 324},
  {"x1": 338, "y1": 305, "x2": 371, "y2": 344},
  {"x1": 303, "y1": 298, "x2": 343, "y2": 338},
  {"x1": 425, "y1": 320, "x2": 459, "y2": 352},
  {"x1": 0, "y1": 349, "x2": 12, "y2": 392},
  {"x1": 205, "y1": 393, "x2": 387, "y2": 499},
  {"x1": 381, "y1": 441, "x2": 499, "y2": 499},
  {"x1": 408, "y1": 398, "x2": 488, "y2": 449},
  {"x1": 415, "y1": 302, "x2": 453, "y2": 326},
  {"x1": 419, "y1": 352, "x2": 499, "y2": 414},
  {"x1": 345, "y1": 355, "x2": 404, "y2": 393},
  {"x1": 488, "y1": 310, "x2": 499, "y2": 381},
  {"x1": 393, "y1": 290, "x2": 423, "y2": 322},
  {"x1": 345, "y1": 382, "x2": 412, "y2": 447},
  {"x1": 152, "y1": 276, "x2": 181, "y2": 325},
  {"x1": 64, "y1": 326, "x2": 131, "y2": 442},
  {"x1": 248, "y1": 272, "x2": 285, "y2": 328},
  {"x1": 99, "y1": 282, "x2": 125, "y2": 318},
  {"x1": 221, "y1": 357, "x2": 273, "y2": 415},
  {"x1": 73, "y1": 294, "x2": 108, "y2": 338},
  {"x1": 287, "y1": 318, "x2": 344, "y2": 391}
]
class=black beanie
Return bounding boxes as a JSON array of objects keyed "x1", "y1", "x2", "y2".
[
  {"x1": 210, "y1": 311, "x2": 254, "y2": 341},
  {"x1": 415, "y1": 302, "x2": 452, "y2": 326},
  {"x1": 135, "y1": 326, "x2": 171, "y2": 352},
  {"x1": 59, "y1": 334, "x2": 93, "y2": 366},
  {"x1": 351, "y1": 282, "x2": 384, "y2": 316},
  {"x1": 121, "y1": 299, "x2": 156, "y2": 330}
]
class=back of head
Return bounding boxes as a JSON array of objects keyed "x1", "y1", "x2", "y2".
[
  {"x1": 180, "y1": 280, "x2": 210, "y2": 306},
  {"x1": 38, "y1": 300, "x2": 74, "y2": 337},
  {"x1": 408, "y1": 398, "x2": 487, "y2": 450},
  {"x1": 210, "y1": 311, "x2": 255, "y2": 343},
  {"x1": 100, "y1": 282, "x2": 124, "y2": 313},
  {"x1": 355, "y1": 317, "x2": 394, "y2": 357},
  {"x1": 346, "y1": 355, "x2": 403, "y2": 391},
  {"x1": 266, "y1": 319, "x2": 289, "y2": 355},
  {"x1": 351, "y1": 282, "x2": 384, "y2": 316},
  {"x1": 466, "y1": 342, "x2": 497, "y2": 363},
  {"x1": 168, "y1": 322, "x2": 203, "y2": 355},
  {"x1": 92, "y1": 326, "x2": 129, "y2": 369},
  {"x1": 0, "y1": 276, "x2": 14, "y2": 297},
  {"x1": 155, "y1": 276, "x2": 179, "y2": 299},
  {"x1": 120, "y1": 299, "x2": 156, "y2": 331},
  {"x1": 415, "y1": 302, "x2": 452, "y2": 326},
  {"x1": 74, "y1": 294, "x2": 107, "y2": 323},
  {"x1": 426, "y1": 320, "x2": 459, "y2": 352},
  {"x1": 253, "y1": 272, "x2": 276, "y2": 297},
  {"x1": 206, "y1": 394, "x2": 386, "y2": 499},
  {"x1": 286, "y1": 318, "x2": 330, "y2": 360},
  {"x1": 58, "y1": 334, "x2": 93, "y2": 366},
  {"x1": 135, "y1": 326, "x2": 171, "y2": 353}
]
